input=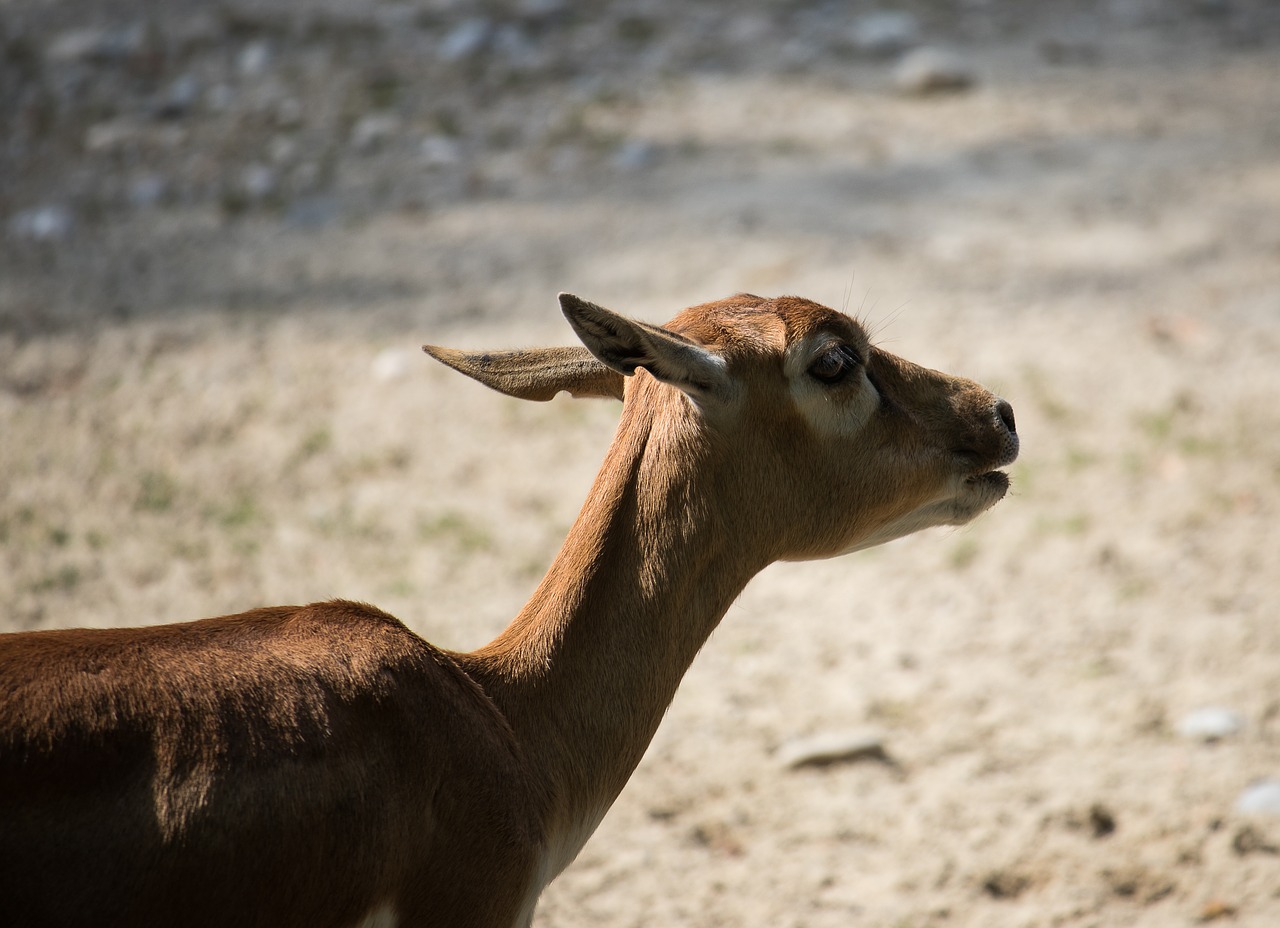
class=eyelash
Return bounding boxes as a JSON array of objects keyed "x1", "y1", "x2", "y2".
[{"x1": 808, "y1": 345, "x2": 864, "y2": 384}]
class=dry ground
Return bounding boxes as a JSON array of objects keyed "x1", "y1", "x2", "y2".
[{"x1": 3, "y1": 2, "x2": 1280, "y2": 926}]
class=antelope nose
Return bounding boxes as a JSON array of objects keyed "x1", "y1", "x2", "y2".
[
  {"x1": 994, "y1": 398, "x2": 1019, "y2": 465},
  {"x1": 996, "y1": 398, "x2": 1016, "y2": 436}
]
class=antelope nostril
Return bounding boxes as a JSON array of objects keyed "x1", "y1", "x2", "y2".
[{"x1": 995, "y1": 399, "x2": 1016, "y2": 435}]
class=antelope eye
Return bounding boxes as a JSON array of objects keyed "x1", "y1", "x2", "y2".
[{"x1": 808, "y1": 345, "x2": 862, "y2": 384}]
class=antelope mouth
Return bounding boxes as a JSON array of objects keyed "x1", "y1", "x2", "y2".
[{"x1": 966, "y1": 469, "x2": 1011, "y2": 495}]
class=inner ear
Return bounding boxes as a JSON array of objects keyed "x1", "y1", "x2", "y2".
[{"x1": 559, "y1": 293, "x2": 731, "y2": 403}]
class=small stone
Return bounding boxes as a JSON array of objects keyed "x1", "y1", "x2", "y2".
[
  {"x1": 1236, "y1": 779, "x2": 1280, "y2": 817},
  {"x1": 1177, "y1": 707, "x2": 1244, "y2": 742},
  {"x1": 155, "y1": 74, "x2": 201, "y2": 119},
  {"x1": 46, "y1": 23, "x2": 146, "y2": 64},
  {"x1": 777, "y1": 730, "x2": 891, "y2": 769},
  {"x1": 439, "y1": 19, "x2": 492, "y2": 62},
  {"x1": 351, "y1": 114, "x2": 402, "y2": 153},
  {"x1": 419, "y1": 135, "x2": 462, "y2": 167},
  {"x1": 128, "y1": 174, "x2": 168, "y2": 209},
  {"x1": 850, "y1": 11, "x2": 921, "y2": 57},
  {"x1": 237, "y1": 40, "x2": 273, "y2": 77},
  {"x1": 613, "y1": 139, "x2": 658, "y2": 171},
  {"x1": 240, "y1": 164, "x2": 277, "y2": 201},
  {"x1": 9, "y1": 205, "x2": 74, "y2": 242},
  {"x1": 893, "y1": 47, "x2": 976, "y2": 95},
  {"x1": 285, "y1": 196, "x2": 342, "y2": 230},
  {"x1": 85, "y1": 119, "x2": 142, "y2": 153}
]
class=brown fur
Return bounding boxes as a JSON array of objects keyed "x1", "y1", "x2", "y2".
[{"x1": 0, "y1": 294, "x2": 1016, "y2": 928}]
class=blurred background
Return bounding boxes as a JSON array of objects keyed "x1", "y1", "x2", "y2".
[{"x1": 3, "y1": 1, "x2": 1279, "y2": 925}]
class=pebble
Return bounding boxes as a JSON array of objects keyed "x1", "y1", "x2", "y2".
[
  {"x1": 439, "y1": 19, "x2": 493, "y2": 62},
  {"x1": 237, "y1": 40, "x2": 274, "y2": 78},
  {"x1": 850, "y1": 11, "x2": 921, "y2": 57},
  {"x1": 1235, "y1": 779, "x2": 1280, "y2": 817},
  {"x1": 419, "y1": 135, "x2": 462, "y2": 168},
  {"x1": 9, "y1": 205, "x2": 74, "y2": 242},
  {"x1": 240, "y1": 164, "x2": 277, "y2": 201},
  {"x1": 613, "y1": 139, "x2": 658, "y2": 172},
  {"x1": 893, "y1": 46, "x2": 976, "y2": 95},
  {"x1": 351, "y1": 114, "x2": 402, "y2": 153},
  {"x1": 128, "y1": 175, "x2": 169, "y2": 209},
  {"x1": 285, "y1": 196, "x2": 342, "y2": 230},
  {"x1": 776, "y1": 730, "x2": 892, "y2": 769},
  {"x1": 155, "y1": 74, "x2": 202, "y2": 120},
  {"x1": 46, "y1": 23, "x2": 146, "y2": 64},
  {"x1": 1176, "y1": 706, "x2": 1244, "y2": 742}
]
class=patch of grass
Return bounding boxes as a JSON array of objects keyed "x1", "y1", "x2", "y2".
[
  {"x1": 1022, "y1": 366, "x2": 1073, "y2": 423},
  {"x1": 136, "y1": 471, "x2": 178, "y2": 512},
  {"x1": 385, "y1": 578, "x2": 416, "y2": 598},
  {"x1": 297, "y1": 426, "x2": 333, "y2": 460},
  {"x1": 30, "y1": 564, "x2": 81, "y2": 594},
  {"x1": 1178, "y1": 434, "x2": 1226, "y2": 458},
  {"x1": 949, "y1": 538, "x2": 980, "y2": 570},
  {"x1": 417, "y1": 511, "x2": 493, "y2": 555},
  {"x1": 1064, "y1": 447, "x2": 1098, "y2": 473},
  {"x1": 1035, "y1": 512, "x2": 1092, "y2": 537},
  {"x1": 1136, "y1": 410, "x2": 1174, "y2": 442},
  {"x1": 213, "y1": 492, "x2": 260, "y2": 530}
]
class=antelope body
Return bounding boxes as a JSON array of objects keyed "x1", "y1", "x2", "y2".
[{"x1": 0, "y1": 293, "x2": 1018, "y2": 928}]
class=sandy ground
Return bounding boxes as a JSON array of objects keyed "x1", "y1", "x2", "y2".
[{"x1": 3, "y1": 2, "x2": 1280, "y2": 925}]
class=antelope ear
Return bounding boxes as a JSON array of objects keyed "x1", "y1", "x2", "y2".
[
  {"x1": 422, "y1": 344, "x2": 624, "y2": 401},
  {"x1": 558, "y1": 293, "x2": 730, "y2": 403}
]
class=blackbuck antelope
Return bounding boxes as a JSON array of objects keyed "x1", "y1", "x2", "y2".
[{"x1": 1, "y1": 293, "x2": 1018, "y2": 928}]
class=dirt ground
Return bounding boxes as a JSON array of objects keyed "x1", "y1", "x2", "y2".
[{"x1": 3, "y1": 1, "x2": 1280, "y2": 925}]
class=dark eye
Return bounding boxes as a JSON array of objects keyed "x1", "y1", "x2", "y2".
[{"x1": 808, "y1": 345, "x2": 862, "y2": 384}]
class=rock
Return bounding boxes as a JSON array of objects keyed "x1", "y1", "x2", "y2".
[
  {"x1": 439, "y1": 19, "x2": 493, "y2": 62},
  {"x1": 46, "y1": 23, "x2": 146, "y2": 64},
  {"x1": 85, "y1": 119, "x2": 144, "y2": 154},
  {"x1": 128, "y1": 174, "x2": 168, "y2": 209},
  {"x1": 155, "y1": 74, "x2": 201, "y2": 119},
  {"x1": 777, "y1": 730, "x2": 891, "y2": 769},
  {"x1": 613, "y1": 139, "x2": 658, "y2": 172},
  {"x1": 245, "y1": 164, "x2": 277, "y2": 200},
  {"x1": 419, "y1": 135, "x2": 462, "y2": 168},
  {"x1": 893, "y1": 47, "x2": 976, "y2": 95},
  {"x1": 9, "y1": 205, "x2": 74, "y2": 242},
  {"x1": 351, "y1": 114, "x2": 402, "y2": 153},
  {"x1": 237, "y1": 40, "x2": 273, "y2": 78},
  {"x1": 1177, "y1": 706, "x2": 1244, "y2": 742},
  {"x1": 850, "y1": 11, "x2": 921, "y2": 57},
  {"x1": 285, "y1": 196, "x2": 342, "y2": 229},
  {"x1": 1236, "y1": 779, "x2": 1280, "y2": 817}
]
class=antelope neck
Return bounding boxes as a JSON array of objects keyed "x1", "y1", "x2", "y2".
[{"x1": 464, "y1": 392, "x2": 764, "y2": 859}]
